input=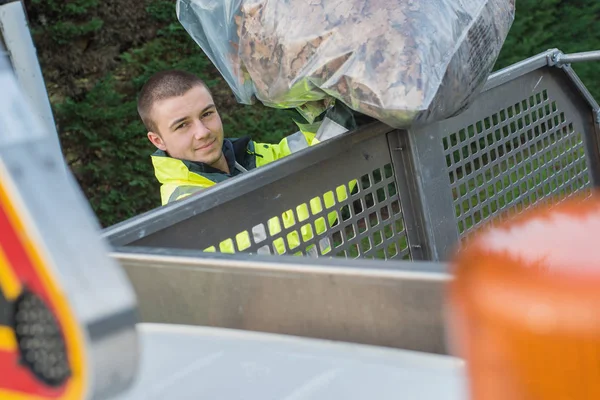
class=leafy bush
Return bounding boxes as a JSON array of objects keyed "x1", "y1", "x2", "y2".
[
  {"x1": 23, "y1": 0, "x2": 600, "y2": 227},
  {"x1": 25, "y1": 0, "x2": 297, "y2": 226}
]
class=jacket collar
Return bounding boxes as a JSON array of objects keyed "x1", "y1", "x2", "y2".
[{"x1": 151, "y1": 136, "x2": 254, "y2": 182}]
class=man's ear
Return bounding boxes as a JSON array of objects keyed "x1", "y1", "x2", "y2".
[{"x1": 147, "y1": 132, "x2": 167, "y2": 151}]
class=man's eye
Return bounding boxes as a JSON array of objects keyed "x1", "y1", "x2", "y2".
[
  {"x1": 175, "y1": 122, "x2": 187, "y2": 130},
  {"x1": 202, "y1": 111, "x2": 214, "y2": 118}
]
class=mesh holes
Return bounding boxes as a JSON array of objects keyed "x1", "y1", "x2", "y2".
[
  {"x1": 443, "y1": 89, "x2": 591, "y2": 238},
  {"x1": 206, "y1": 163, "x2": 410, "y2": 260}
]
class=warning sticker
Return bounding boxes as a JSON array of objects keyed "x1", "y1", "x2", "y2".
[{"x1": 0, "y1": 161, "x2": 87, "y2": 400}]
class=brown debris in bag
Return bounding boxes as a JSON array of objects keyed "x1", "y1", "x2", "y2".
[{"x1": 230, "y1": 0, "x2": 514, "y2": 127}]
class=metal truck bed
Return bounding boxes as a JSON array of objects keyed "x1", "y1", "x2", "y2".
[{"x1": 114, "y1": 323, "x2": 466, "y2": 400}]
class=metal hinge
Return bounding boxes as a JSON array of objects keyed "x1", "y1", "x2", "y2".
[
  {"x1": 548, "y1": 49, "x2": 600, "y2": 67},
  {"x1": 547, "y1": 50, "x2": 565, "y2": 68}
]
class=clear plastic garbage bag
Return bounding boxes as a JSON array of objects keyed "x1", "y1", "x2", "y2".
[{"x1": 177, "y1": 0, "x2": 515, "y2": 128}]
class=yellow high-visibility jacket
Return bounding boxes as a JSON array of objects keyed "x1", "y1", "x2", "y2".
[{"x1": 151, "y1": 130, "x2": 351, "y2": 255}]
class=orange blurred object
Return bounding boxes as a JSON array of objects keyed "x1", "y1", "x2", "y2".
[{"x1": 448, "y1": 193, "x2": 600, "y2": 400}]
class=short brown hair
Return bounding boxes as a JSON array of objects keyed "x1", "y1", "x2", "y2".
[{"x1": 137, "y1": 70, "x2": 210, "y2": 133}]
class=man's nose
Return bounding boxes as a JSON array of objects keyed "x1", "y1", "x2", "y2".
[{"x1": 192, "y1": 121, "x2": 210, "y2": 139}]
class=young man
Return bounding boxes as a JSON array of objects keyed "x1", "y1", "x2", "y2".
[
  {"x1": 138, "y1": 70, "x2": 354, "y2": 255},
  {"x1": 137, "y1": 70, "x2": 320, "y2": 206}
]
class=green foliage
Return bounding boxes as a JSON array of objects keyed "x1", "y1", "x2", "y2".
[
  {"x1": 146, "y1": 0, "x2": 175, "y2": 22},
  {"x1": 28, "y1": 0, "x2": 102, "y2": 42},
  {"x1": 29, "y1": 0, "x2": 295, "y2": 226},
  {"x1": 495, "y1": 0, "x2": 600, "y2": 100},
  {"x1": 30, "y1": 0, "x2": 99, "y2": 15},
  {"x1": 64, "y1": 0, "x2": 101, "y2": 16},
  {"x1": 31, "y1": 0, "x2": 100, "y2": 18},
  {"x1": 57, "y1": 77, "x2": 156, "y2": 225},
  {"x1": 494, "y1": 0, "x2": 561, "y2": 68},
  {"x1": 46, "y1": 19, "x2": 104, "y2": 45},
  {"x1": 27, "y1": 0, "x2": 600, "y2": 228}
]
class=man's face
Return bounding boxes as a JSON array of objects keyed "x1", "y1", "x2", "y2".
[{"x1": 147, "y1": 85, "x2": 225, "y2": 165}]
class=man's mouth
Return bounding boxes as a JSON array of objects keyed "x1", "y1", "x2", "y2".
[{"x1": 195, "y1": 138, "x2": 216, "y2": 151}]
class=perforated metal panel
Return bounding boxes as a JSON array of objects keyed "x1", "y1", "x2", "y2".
[
  {"x1": 202, "y1": 160, "x2": 409, "y2": 260},
  {"x1": 107, "y1": 124, "x2": 413, "y2": 261},
  {"x1": 442, "y1": 87, "x2": 592, "y2": 238},
  {"x1": 404, "y1": 57, "x2": 600, "y2": 259},
  {"x1": 329, "y1": 163, "x2": 409, "y2": 259}
]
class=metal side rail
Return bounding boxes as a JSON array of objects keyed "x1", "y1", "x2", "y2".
[{"x1": 112, "y1": 247, "x2": 451, "y2": 355}]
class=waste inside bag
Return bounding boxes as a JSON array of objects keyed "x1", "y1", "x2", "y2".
[{"x1": 176, "y1": 0, "x2": 515, "y2": 129}]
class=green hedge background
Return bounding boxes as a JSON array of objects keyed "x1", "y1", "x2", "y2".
[{"x1": 22, "y1": 0, "x2": 600, "y2": 227}]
